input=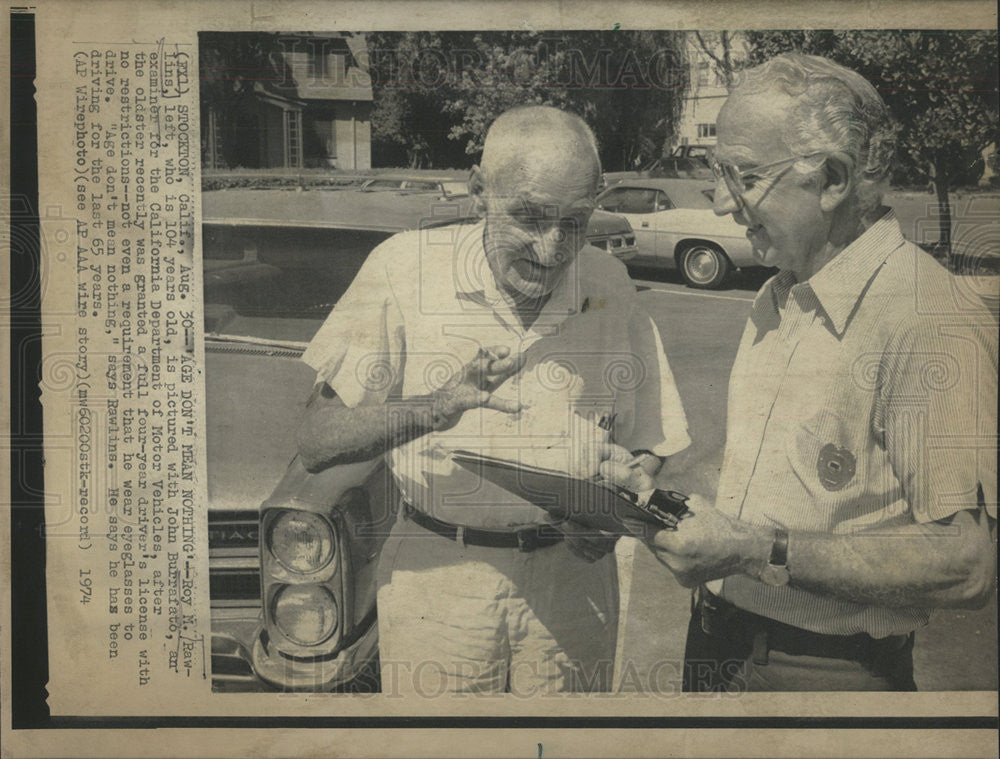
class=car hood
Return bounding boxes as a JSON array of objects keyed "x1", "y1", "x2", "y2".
[
  {"x1": 203, "y1": 188, "x2": 473, "y2": 234},
  {"x1": 205, "y1": 333, "x2": 319, "y2": 513}
]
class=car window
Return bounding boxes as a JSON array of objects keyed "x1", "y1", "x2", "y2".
[
  {"x1": 655, "y1": 191, "x2": 675, "y2": 212},
  {"x1": 688, "y1": 146, "x2": 710, "y2": 158},
  {"x1": 598, "y1": 187, "x2": 658, "y2": 214}
]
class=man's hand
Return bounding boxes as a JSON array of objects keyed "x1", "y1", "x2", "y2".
[
  {"x1": 597, "y1": 443, "x2": 659, "y2": 492},
  {"x1": 552, "y1": 519, "x2": 619, "y2": 563},
  {"x1": 431, "y1": 346, "x2": 526, "y2": 430},
  {"x1": 625, "y1": 495, "x2": 771, "y2": 587}
]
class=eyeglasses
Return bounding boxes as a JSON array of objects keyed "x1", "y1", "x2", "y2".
[{"x1": 710, "y1": 152, "x2": 827, "y2": 200}]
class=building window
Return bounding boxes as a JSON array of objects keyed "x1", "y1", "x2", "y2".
[
  {"x1": 697, "y1": 61, "x2": 710, "y2": 86},
  {"x1": 697, "y1": 123, "x2": 717, "y2": 139},
  {"x1": 310, "y1": 51, "x2": 328, "y2": 79},
  {"x1": 308, "y1": 38, "x2": 329, "y2": 80},
  {"x1": 285, "y1": 110, "x2": 302, "y2": 168}
]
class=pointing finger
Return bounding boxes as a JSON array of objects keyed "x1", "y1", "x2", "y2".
[
  {"x1": 596, "y1": 442, "x2": 634, "y2": 465},
  {"x1": 483, "y1": 395, "x2": 524, "y2": 415}
]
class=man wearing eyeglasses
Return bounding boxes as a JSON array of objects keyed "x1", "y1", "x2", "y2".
[
  {"x1": 299, "y1": 106, "x2": 689, "y2": 695},
  {"x1": 601, "y1": 53, "x2": 996, "y2": 691}
]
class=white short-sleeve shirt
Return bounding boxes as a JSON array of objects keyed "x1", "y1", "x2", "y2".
[
  {"x1": 710, "y1": 212, "x2": 998, "y2": 637},
  {"x1": 302, "y1": 222, "x2": 690, "y2": 528}
]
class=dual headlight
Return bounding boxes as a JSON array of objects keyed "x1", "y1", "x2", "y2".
[
  {"x1": 261, "y1": 506, "x2": 347, "y2": 655},
  {"x1": 267, "y1": 511, "x2": 339, "y2": 646},
  {"x1": 257, "y1": 456, "x2": 397, "y2": 673}
]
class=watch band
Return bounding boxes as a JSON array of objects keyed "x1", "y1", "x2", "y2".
[{"x1": 769, "y1": 527, "x2": 789, "y2": 567}]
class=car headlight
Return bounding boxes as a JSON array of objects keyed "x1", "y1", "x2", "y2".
[
  {"x1": 267, "y1": 510, "x2": 335, "y2": 574},
  {"x1": 271, "y1": 584, "x2": 339, "y2": 645}
]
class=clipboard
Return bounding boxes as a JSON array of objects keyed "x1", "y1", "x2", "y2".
[{"x1": 451, "y1": 450, "x2": 690, "y2": 534}]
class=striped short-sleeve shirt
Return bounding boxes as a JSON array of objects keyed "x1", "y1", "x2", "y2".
[{"x1": 709, "y1": 211, "x2": 997, "y2": 637}]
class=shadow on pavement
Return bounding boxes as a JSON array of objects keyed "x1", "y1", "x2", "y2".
[{"x1": 627, "y1": 263, "x2": 777, "y2": 293}]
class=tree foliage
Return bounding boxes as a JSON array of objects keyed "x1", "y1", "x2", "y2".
[
  {"x1": 199, "y1": 32, "x2": 293, "y2": 168},
  {"x1": 365, "y1": 31, "x2": 689, "y2": 171},
  {"x1": 693, "y1": 31, "x2": 741, "y2": 88},
  {"x1": 744, "y1": 30, "x2": 999, "y2": 255}
]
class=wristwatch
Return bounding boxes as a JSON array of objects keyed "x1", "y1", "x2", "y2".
[{"x1": 759, "y1": 527, "x2": 790, "y2": 587}]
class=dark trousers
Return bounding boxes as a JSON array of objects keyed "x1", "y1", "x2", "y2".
[{"x1": 682, "y1": 590, "x2": 917, "y2": 692}]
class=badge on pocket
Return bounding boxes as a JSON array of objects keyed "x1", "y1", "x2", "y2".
[{"x1": 817, "y1": 443, "x2": 856, "y2": 491}]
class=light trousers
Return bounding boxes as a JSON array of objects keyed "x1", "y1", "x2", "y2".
[{"x1": 376, "y1": 520, "x2": 619, "y2": 696}]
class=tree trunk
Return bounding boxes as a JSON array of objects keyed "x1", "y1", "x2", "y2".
[{"x1": 933, "y1": 163, "x2": 953, "y2": 269}]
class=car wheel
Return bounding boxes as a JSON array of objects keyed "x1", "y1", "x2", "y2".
[{"x1": 679, "y1": 243, "x2": 731, "y2": 289}]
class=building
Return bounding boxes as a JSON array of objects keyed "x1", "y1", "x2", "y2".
[
  {"x1": 675, "y1": 32, "x2": 747, "y2": 148},
  {"x1": 202, "y1": 33, "x2": 373, "y2": 171}
]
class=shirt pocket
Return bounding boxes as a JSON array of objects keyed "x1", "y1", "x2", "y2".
[{"x1": 785, "y1": 409, "x2": 861, "y2": 505}]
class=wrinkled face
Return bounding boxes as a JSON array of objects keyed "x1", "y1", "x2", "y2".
[
  {"x1": 712, "y1": 90, "x2": 829, "y2": 277},
  {"x1": 479, "y1": 152, "x2": 597, "y2": 301}
]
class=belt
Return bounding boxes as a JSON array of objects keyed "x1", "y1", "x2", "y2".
[
  {"x1": 695, "y1": 587, "x2": 912, "y2": 665},
  {"x1": 402, "y1": 502, "x2": 564, "y2": 552}
]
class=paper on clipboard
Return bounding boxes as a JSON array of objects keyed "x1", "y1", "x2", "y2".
[{"x1": 450, "y1": 450, "x2": 689, "y2": 534}]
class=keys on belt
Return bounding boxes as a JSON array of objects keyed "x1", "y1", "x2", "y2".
[{"x1": 402, "y1": 502, "x2": 564, "y2": 552}]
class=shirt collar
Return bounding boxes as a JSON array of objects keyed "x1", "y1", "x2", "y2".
[
  {"x1": 758, "y1": 210, "x2": 905, "y2": 336},
  {"x1": 805, "y1": 210, "x2": 905, "y2": 334}
]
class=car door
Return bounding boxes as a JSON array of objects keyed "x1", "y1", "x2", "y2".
[{"x1": 640, "y1": 190, "x2": 682, "y2": 261}]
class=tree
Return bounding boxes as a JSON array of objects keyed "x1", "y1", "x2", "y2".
[
  {"x1": 365, "y1": 32, "x2": 470, "y2": 169},
  {"x1": 693, "y1": 30, "x2": 740, "y2": 88},
  {"x1": 199, "y1": 32, "x2": 293, "y2": 169},
  {"x1": 364, "y1": 31, "x2": 689, "y2": 171},
  {"x1": 745, "y1": 30, "x2": 999, "y2": 265}
]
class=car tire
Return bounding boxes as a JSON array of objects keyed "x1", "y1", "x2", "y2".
[{"x1": 679, "y1": 242, "x2": 731, "y2": 289}]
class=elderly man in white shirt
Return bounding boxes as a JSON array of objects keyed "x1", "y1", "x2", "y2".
[
  {"x1": 602, "y1": 53, "x2": 996, "y2": 692},
  {"x1": 298, "y1": 106, "x2": 690, "y2": 695}
]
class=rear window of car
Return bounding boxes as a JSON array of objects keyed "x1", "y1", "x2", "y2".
[{"x1": 402, "y1": 180, "x2": 441, "y2": 192}]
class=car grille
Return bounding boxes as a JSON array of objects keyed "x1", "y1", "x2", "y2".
[
  {"x1": 209, "y1": 510, "x2": 261, "y2": 606},
  {"x1": 209, "y1": 509, "x2": 265, "y2": 690}
]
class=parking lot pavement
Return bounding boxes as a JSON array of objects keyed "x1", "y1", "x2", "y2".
[{"x1": 617, "y1": 280, "x2": 997, "y2": 693}]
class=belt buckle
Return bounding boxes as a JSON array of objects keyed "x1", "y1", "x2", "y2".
[{"x1": 516, "y1": 527, "x2": 540, "y2": 552}]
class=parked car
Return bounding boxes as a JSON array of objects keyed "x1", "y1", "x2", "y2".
[
  {"x1": 204, "y1": 182, "x2": 637, "y2": 692},
  {"x1": 603, "y1": 144, "x2": 715, "y2": 187},
  {"x1": 206, "y1": 327, "x2": 392, "y2": 692},
  {"x1": 595, "y1": 178, "x2": 760, "y2": 288}
]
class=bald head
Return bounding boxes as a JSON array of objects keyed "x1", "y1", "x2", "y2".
[
  {"x1": 478, "y1": 106, "x2": 602, "y2": 197},
  {"x1": 470, "y1": 106, "x2": 602, "y2": 301}
]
